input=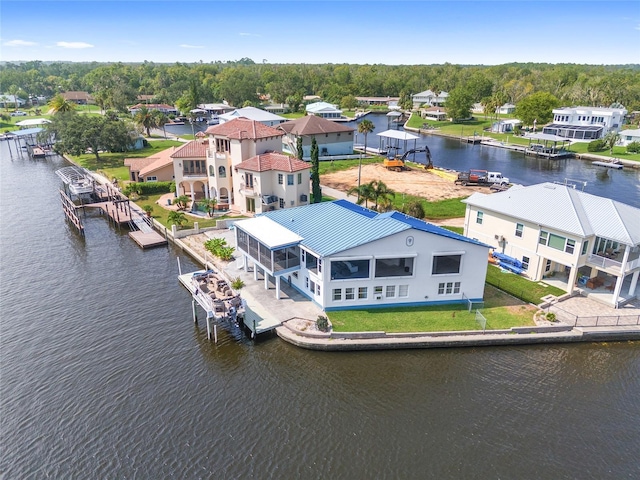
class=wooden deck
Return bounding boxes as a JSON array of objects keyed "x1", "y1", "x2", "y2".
[{"x1": 128, "y1": 231, "x2": 167, "y2": 249}]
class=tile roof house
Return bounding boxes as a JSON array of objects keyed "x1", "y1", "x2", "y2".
[
  {"x1": 61, "y1": 91, "x2": 93, "y2": 104},
  {"x1": 234, "y1": 153, "x2": 311, "y2": 215},
  {"x1": 124, "y1": 146, "x2": 180, "y2": 182},
  {"x1": 278, "y1": 115, "x2": 354, "y2": 159},
  {"x1": 234, "y1": 199, "x2": 490, "y2": 308},
  {"x1": 463, "y1": 182, "x2": 640, "y2": 307}
]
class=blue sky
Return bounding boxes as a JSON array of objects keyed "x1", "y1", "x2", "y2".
[{"x1": 1, "y1": 1, "x2": 639, "y2": 65}]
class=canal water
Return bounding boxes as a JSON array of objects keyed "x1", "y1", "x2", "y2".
[{"x1": 1, "y1": 142, "x2": 639, "y2": 478}]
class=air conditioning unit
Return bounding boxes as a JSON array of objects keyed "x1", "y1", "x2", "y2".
[
  {"x1": 300, "y1": 194, "x2": 308, "y2": 202},
  {"x1": 374, "y1": 294, "x2": 383, "y2": 300}
]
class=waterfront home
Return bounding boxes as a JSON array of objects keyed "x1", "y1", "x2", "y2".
[
  {"x1": 305, "y1": 101, "x2": 343, "y2": 119},
  {"x1": 128, "y1": 103, "x2": 179, "y2": 116},
  {"x1": 619, "y1": 128, "x2": 640, "y2": 146},
  {"x1": 490, "y1": 119, "x2": 521, "y2": 133},
  {"x1": 234, "y1": 153, "x2": 310, "y2": 215},
  {"x1": 497, "y1": 103, "x2": 516, "y2": 114},
  {"x1": 278, "y1": 115, "x2": 355, "y2": 159},
  {"x1": 218, "y1": 106, "x2": 286, "y2": 127},
  {"x1": 355, "y1": 96, "x2": 400, "y2": 108},
  {"x1": 124, "y1": 146, "x2": 178, "y2": 182},
  {"x1": 544, "y1": 106, "x2": 627, "y2": 140},
  {"x1": 234, "y1": 200, "x2": 489, "y2": 309},
  {"x1": 0, "y1": 94, "x2": 26, "y2": 108},
  {"x1": 169, "y1": 118, "x2": 285, "y2": 210},
  {"x1": 463, "y1": 183, "x2": 640, "y2": 308},
  {"x1": 411, "y1": 90, "x2": 449, "y2": 109},
  {"x1": 420, "y1": 106, "x2": 448, "y2": 122},
  {"x1": 61, "y1": 91, "x2": 93, "y2": 105}
]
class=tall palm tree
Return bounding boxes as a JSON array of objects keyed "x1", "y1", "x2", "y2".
[
  {"x1": 356, "y1": 119, "x2": 375, "y2": 199},
  {"x1": 134, "y1": 106, "x2": 154, "y2": 137},
  {"x1": 603, "y1": 131, "x2": 620, "y2": 155},
  {"x1": 347, "y1": 183, "x2": 375, "y2": 208},
  {"x1": 152, "y1": 110, "x2": 169, "y2": 139},
  {"x1": 48, "y1": 94, "x2": 75, "y2": 114},
  {"x1": 369, "y1": 180, "x2": 395, "y2": 211}
]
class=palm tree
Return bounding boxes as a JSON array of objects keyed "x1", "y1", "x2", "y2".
[
  {"x1": 356, "y1": 119, "x2": 375, "y2": 200},
  {"x1": 152, "y1": 110, "x2": 169, "y2": 139},
  {"x1": 203, "y1": 198, "x2": 218, "y2": 217},
  {"x1": 168, "y1": 211, "x2": 187, "y2": 228},
  {"x1": 134, "y1": 106, "x2": 154, "y2": 137},
  {"x1": 603, "y1": 131, "x2": 620, "y2": 156},
  {"x1": 369, "y1": 180, "x2": 395, "y2": 211},
  {"x1": 48, "y1": 94, "x2": 75, "y2": 114},
  {"x1": 347, "y1": 183, "x2": 375, "y2": 208}
]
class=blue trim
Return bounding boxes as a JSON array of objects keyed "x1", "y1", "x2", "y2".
[
  {"x1": 324, "y1": 298, "x2": 480, "y2": 311},
  {"x1": 333, "y1": 199, "x2": 378, "y2": 218}
]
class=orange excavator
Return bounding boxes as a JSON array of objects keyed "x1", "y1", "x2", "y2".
[{"x1": 383, "y1": 146, "x2": 433, "y2": 172}]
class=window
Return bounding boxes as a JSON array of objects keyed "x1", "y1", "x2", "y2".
[
  {"x1": 292, "y1": 271, "x2": 298, "y2": 278},
  {"x1": 146, "y1": 176, "x2": 157, "y2": 182},
  {"x1": 438, "y1": 282, "x2": 461, "y2": 295},
  {"x1": 279, "y1": 198, "x2": 285, "y2": 209},
  {"x1": 345, "y1": 287, "x2": 355, "y2": 300},
  {"x1": 333, "y1": 289, "x2": 342, "y2": 301},
  {"x1": 297, "y1": 173, "x2": 302, "y2": 184},
  {"x1": 539, "y1": 231, "x2": 548, "y2": 245},
  {"x1": 374, "y1": 286, "x2": 383, "y2": 295},
  {"x1": 287, "y1": 174, "x2": 294, "y2": 186},
  {"x1": 305, "y1": 277, "x2": 309, "y2": 288},
  {"x1": 306, "y1": 252, "x2": 318, "y2": 274},
  {"x1": 218, "y1": 166, "x2": 226, "y2": 178},
  {"x1": 278, "y1": 174, "x2": 283, "y2": 185},
  {"x1": 330, "y1": 259, "x2": 370, "y2": 280},
  {"x1": 432, "y1": 255, "x2": 462, "y2": 275},
  {"x1": 545, "y1": 259, "x2": 552, "y2": 272},
  {"x1": 316, "y1": 284, "x2": 321, "y2": 296},
  {"x1": 301, "y1": 250, "x2": 306, "y2": 263},
  {"x1": 310, "y1": 280, "x2": 316, "y2": 293},
  {"x1": 209, "y1": 165, "x2": 215, "y2": 177},
  {"x1": 318, "y1": 258, "x2": 322, "y2": 273},
  {"x1": 522, "y1": 256, "x2": 530, "y2": 271},
  {"x1": 548, "y1": 233, "x2": 566, "y2": 250},
  {"x1": 476, "y1": 211, "x2": 483, "y2": 224},
  {"x1": 385, "y1": 285, "x2": 396, "y2": 298},
  {"x1": 399, "y1": 285, "x2": 409, "y2": 297},
  {"x1": 565, "y1": 239, "x2": 575, "y2": 254},
  {"x1": 581, "y1": 241, "x2": 589, "y2": 255},
  {"x1": 358, "y1": 287, "x2": 367, "y2": 299},
  {"x1": 375, "y1": 257, "x2": 414, "y2": 277},
  {"x1": 515, "y1": 223, "x2": 524, "y2": 238}
]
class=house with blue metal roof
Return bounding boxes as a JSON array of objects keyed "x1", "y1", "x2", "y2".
[
  {"x1": 234, "y1": 200, "x2": 490, "y2": 310},
  {"x1": 463, "y1": 182, "x2": 640, "y2": 308}
]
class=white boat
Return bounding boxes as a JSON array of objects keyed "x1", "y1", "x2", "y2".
[
  {"x1": 207, "y1": 116, "x2": 219, "y2": 125},
  {"x1": 69, "y1": 177, "x2": 94, "y2": 195},
  {"x1": 592, "y1": 159, "x2": 623, "y2": 170}
]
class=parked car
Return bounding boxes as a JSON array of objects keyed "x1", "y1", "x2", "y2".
[{"x1": 10, "y1": 111, "x2": 27, "y2": 116}]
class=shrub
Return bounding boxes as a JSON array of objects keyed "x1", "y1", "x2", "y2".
[
  {"x1": 626, "y1": 141, "x2": 640, "y2": 153},
  {"x1": 587, "y1": 139, "x2": 606, "y2": 152},
  {"x1": 546, "y1": 312, "x2": 557, "y2": 322},
  {"x1": 123, "y1": 181, "x2": 174, "y2": 196},
  {"x1": 143, "y1": 204, "x2": 153, "y2": 216},
  {"x1": 316, "y1": 315, "x2": 330, "y2": 332},
  {"x1": 231, "y1": 277, "x2": 245, "y2": 290},
  {"x1": 167, "y1": 211, "x2": 186, "y2": 228},
  {"x1": 204, "y1": 238, "x2": 235, "y2": 261}
]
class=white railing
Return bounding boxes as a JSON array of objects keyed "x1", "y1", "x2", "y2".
[
  {"x1": 627, "y1": 257, "x2": 640, "y2": 271},
  {"x1": 587, "y1": 254, "x2": 621, "y2": 271}
]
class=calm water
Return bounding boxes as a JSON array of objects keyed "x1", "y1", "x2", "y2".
[{"x1": 1, "y1": 141, "x2": 639, "y2": 479}]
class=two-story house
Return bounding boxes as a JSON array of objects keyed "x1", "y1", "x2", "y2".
[
  {"x1": 234, "y1": 200, "x2": 490, "y2": 308},
  {"x1": 305, "y1": 102, "x2": 343, "y2": 119},
  {"x1": 218, "y1": 106, "x2": 286, "y2": 127},
  {"x1": 411, "y1": 90, "x2": 449, "y2": 109},
  {"x1": 234, "y1": 153, "x2": 310, "y2": 215},
  {"x1": 463, "y1": 183, "x2": 640, "y2": 308},
  {"x1": 543, "y1": 106, "x2": 627, "y2": 140},
  {"x1": 278, "y1": 115, "x2": 355, "y2": 159}
]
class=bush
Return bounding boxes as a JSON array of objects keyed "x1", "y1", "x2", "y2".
[
  {"x1": 174, "y1": 195, "x2": 189, "y2": 211},
  {"x1": 546, "y1": 312, "x2": 557, "y2": 322},
  {"x1": 316, "y1": 315, "x2": 330, "y2": 332},
  {"x1": 587, "y1": 139, "x2": 606, "y2": 152},
  {"x1": 626, "y1": 141, "x2": 640, "y2": 153},
  {"x1": 123, "y1": 181, "x2": 174, "y2": 196},
  {"x1": 204, "y1": 238, "x2": 235, "y2": 261},
  {"x1": 231, "y1": 277, "x2": 245, "y2": 290}
]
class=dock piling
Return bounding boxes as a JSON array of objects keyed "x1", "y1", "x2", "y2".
[{"x1": 192, "y1": 298, "x2": 197, "y2": 324}]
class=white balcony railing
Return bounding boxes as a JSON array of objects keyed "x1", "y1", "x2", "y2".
[{"x1": 587, "y1": 254, "x2": 622, "y2": 271}]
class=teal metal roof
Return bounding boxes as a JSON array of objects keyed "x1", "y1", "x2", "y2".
[{"x1": 262, "y1": 200, "x2": 487, "y2": 257}]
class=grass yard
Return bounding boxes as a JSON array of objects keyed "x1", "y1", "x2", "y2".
[
  {"x1": 565, "y1": 141, "x2": 640, "y2": 162},
  {"x1": 318, "y1": 156, "x2": 383, "y2": 175},
  {"x1": 328, "y1": 285, "x2": 536, "y2": 333},
  {"x1": 392, "y1": 194, "x2": 466, "y2": 219},
  {"x1": 486, "y1": 264, "x2": 565, "y2": 304},
  {"x1": 135, "y1": 194, "x2": 223, "y2": 229}
]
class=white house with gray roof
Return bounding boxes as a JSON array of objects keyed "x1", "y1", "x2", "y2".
[
  {"x1": 234, "y1": 200, "x2": 490, "y2": 310},
  {"x1": 219, "y1": 106, "x2": 286, "y2": 127},
  {"x1": 463, "y1": 183, "x2": 640, "y2": 308}
]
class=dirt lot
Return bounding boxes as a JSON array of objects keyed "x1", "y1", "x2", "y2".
[{"x1": 321, "y1": 163, "x2": 491, "y2": 202}]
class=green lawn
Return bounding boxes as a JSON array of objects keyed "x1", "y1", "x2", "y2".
[
  {"x1": 135, "y1": 193, "x2": 227, "y2": 229},
  {"x1": 565, "y1": 142, "x2": 640, "y2": 162},
  {"x1": 318, "y1": 155, "x2": 383, "y2": 175},
  {"x1": 486, "y1": 264, "x2": 565, "y2": 304},
  {"x1": 391, "y1": 193, "x2": 467, "y2": 219},
  {"x1": 328, "y1": 285, "x2": 536, "y2": 333},
  {"x1": 280, "y1": 112, "x2": 305, "y2": 119},
  {"x1": 70, "y1": 140, "x2": 184, "y2": 181}
]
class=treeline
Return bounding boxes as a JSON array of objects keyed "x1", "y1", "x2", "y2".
[{"x1": 1, "y1": 60, "x2": 639, "y2": 112}]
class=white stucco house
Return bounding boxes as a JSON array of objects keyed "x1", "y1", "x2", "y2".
[
  {"x1": 543, "y1": 106, "x2": 627, "y2": 140},
  {"x1": 234, "y1": 152, "x2": 310, "y2": 215},
  {"x1": 234, "y1": 200, "x2": 490, "y2": 309},
  {"x1": 411, "y1": 90, "x2": 449, "y2": 108},
  {"x1": 278, "y1": 115, "x2": 355, "y2": 159},
  {"x1": 305, "y1": 101, "x2": 343, "y2": 119},
  {"x1": 463, "y1": 183, "x2": 640, "y2": 308},
  {"x1": 218, "y1": 106, "x2": 286, "y2": 127},
  {"x1": 497, "y1": 103, "x2": 516, "y2": 114},
  {"x1": 619, "y1": 129, "x2": 640, "y2": 146}
]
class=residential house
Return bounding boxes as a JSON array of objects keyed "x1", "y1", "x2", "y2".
[
  {"x1": 543, "y1": 106, "x2": 627, "y2": 140},
  {"x1": 497, "y1": 103, "x2": 516, "y2": 114},
  {"x1": 128, "y1": 103, "x2": 179, "y2": 116},
  {"x1": 619, "y1": 129, "x2": 640, "y2": 146},
  {"x1": 355, "y1": 96, "x2": 400, "y2": 108},
  {"x1": 234, "y1": 200, "x2": 490, "y2": 308},
  {"x1": 463, "y1": 183, "x2": 640, "y2": 308},
  {"x1": 490, "y1": 119, "x2": 521, "y2": 133},
  {"x1": 305, "y1": 101, "x2": 343, "y2": 119},
  {"x1": 420, "y1": 106, "x2": 448, "y2": 121},
  {"x1": 234, "y1": 152, "x2": 310, "y2": 215},
  {"x1": 124, "y1": 146, "x2": 178, "y2": 182},
  {"x1": 411, "y1": 90, "x2": 449, "y2": 109},
  {"x1": 61, "y1": 91, "x2": 93, "y2": 105},
  {"x1": 0, "y1": 94, "x2": 26, "y2": 108},
  {"x1": 219, "y1": 106, "x2": 286, "y2": 127},
  {"x1": 198, "y1": 103, "x2": 235, "y2": 116},
  {"x1": 278, "y1": 115, "x2": 355, "y2": 159}
]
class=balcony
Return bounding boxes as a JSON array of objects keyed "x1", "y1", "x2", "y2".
[
  {"x1": 587, "y1": 253, "x2": 640, "y2": 275},
  {"x1": 240, "y1": 183, "x2": 256, "y2": 196},
  {"x1": 182, "y1": 170, "x2": 207, "y2": 179},
  {"x1": 206, "y1": 149, "x2": 228, "y2": 161}
]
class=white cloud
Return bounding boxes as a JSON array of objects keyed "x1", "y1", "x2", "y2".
[
  {"x1": 56, "y1": 41, "x2": 94, "y2": 49},
  {"x1": 239, "y1": 32, "x2": 261, "y2": 37},
  {"x1": 3, "y1": 39, "x2": 38, "y2": 47},
  {"x1": 179, "y1": 44, "x2": 204, "y2": 49}
]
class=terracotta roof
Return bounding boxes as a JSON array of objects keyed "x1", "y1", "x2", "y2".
[
  {"x1": 170, "y1": 140, "x2": 208, "y2": 158},
  {"x1": 124, "y1": 146, "x2": 180, "y2": 175},
  {"x1": 129, "y1": 103, "x2": 175, "y2": 110},
  {"x1": 235, "y1": 153, "x2": 310, "y2": 173},
  {"x1": 124, "y1": 157, "x2": 156, "y2": 172},
  {"x1": 278, "y1": 115, "x2": 354, "y2": 135},
  {"x1": 204, "y1": 117, "x2": 284, "y2": 140}
]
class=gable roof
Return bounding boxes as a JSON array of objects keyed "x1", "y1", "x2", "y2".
[
  {"x1": 170, "y1": 140, "x2": 208, "y2": 158},
  {"x1": 464, "y1": 182, "x2": 640, "y2": 245},
  {"x1": 125, "y1": 146, "x2": 180, "y2": 174},
  {"x1": 61, "y1": 91, "x2": 92, "y2": 101},
  {"x1": 278, "y1": 115, "x2": 354, "y2": 135},
  {"x1": 204, "y1": 117, "x2": 284, "y2": 140},
  {"x1": 235, "y1": 152, "x2": 310, "y2": 173},
  {"x1": 219, "y1": 106, "x2": 285, "y2": 123},
  {"x1": 260, "y1": 199, "x2": 487, "y2": 257},
  {"x1": 305, "y1": 102, "x2": 342, "y2": 114}
]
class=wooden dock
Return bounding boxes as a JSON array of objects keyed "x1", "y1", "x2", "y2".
[
  {"x1": 461, "y1": 136, "x2": 482, "y2": 144},
  {"x1": 129, "y1": 230, "x2": 168, "y2": 249}
]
